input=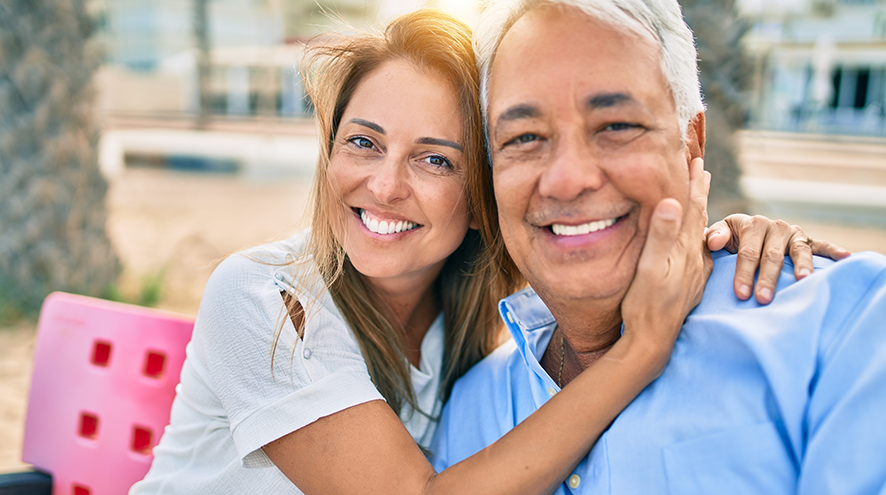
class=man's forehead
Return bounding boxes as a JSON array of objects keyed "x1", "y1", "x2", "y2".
[{"x1": 487, "y1": 6, "x2": 664, "y2": 120}]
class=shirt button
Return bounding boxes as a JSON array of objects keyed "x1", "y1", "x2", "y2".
[
  {"x1": 568, "y1": 474, "x2": 581, "y2": 489},
  {"x1": 506, "y1": 312, "x2": 514, "y2": 324},
  {"x1": 547, "y1": 387, "x2": 557, "y2": 398},
  {"x1": 303, "y1": 348, "x2": 312, "y2": 359}
]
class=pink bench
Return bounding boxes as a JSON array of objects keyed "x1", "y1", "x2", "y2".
[{"x1": 0, "y1": 292, "x2": 193, "y2": 495}]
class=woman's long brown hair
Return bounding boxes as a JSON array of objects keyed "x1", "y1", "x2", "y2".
[{"x1": 279, "y1": 10, "x2": 523, "y2": 418}]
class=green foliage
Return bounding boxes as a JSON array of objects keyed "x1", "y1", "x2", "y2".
[
  {"x1": 138, "y1": 272, "x2": 164, "y2": 307},
  {"x1": 101, "y1": 271, "x2": 165, "y2": 308}
]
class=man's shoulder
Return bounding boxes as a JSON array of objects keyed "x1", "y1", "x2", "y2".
[
  {"x1": 814, "y1": 251, "x2": 886, "y2": 279},
  {"x1": 706, "y1": 250, "x2": 886, "y2": 304}
]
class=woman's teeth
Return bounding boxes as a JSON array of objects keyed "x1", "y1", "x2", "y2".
[
  {"x1": 361, "y1": 210, "x2": 418, "y2": 235},
  {"x1": 551, "y1": 217, "x2": 617, "y2": 236}
]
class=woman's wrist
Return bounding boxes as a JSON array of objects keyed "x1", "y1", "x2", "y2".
[{"x1": 609, "y1": 326, "x2": 676, "y2": 379}]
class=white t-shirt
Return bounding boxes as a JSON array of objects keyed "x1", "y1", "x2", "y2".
[{"x1": 131, "y1": 230, "x2": 444, "y2": 494}]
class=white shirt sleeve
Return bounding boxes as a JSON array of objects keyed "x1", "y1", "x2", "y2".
[{"x1": 189, "y1": 248, "x2": 385, "y2": 468}]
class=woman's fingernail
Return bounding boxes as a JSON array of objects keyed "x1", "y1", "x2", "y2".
[
  {"x1": 798, "y1": 268, "x2": 812, "y2": 279},
  {"x1": 758, "y1": 288, "x2": 773, "y2": 304},
  {"x1": 738, "y1": 284, "x2": 751, "y2": 299}
]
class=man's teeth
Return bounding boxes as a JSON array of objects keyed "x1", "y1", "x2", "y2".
[
  {"x1": 361, "y1": 210, "x2": 418, "y2": 235},
  {"x1": 551, "y1": 218, "x2": 617, "y2": 236}
]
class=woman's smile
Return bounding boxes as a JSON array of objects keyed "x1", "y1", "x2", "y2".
[{"x1": 355, "y1": 208, "x2": 421, "y2": 236}]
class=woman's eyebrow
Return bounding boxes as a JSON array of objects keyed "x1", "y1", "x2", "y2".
[
  {"x1": 415, "y1": 137, "x2": 463, "y2": 152},
  {"x1": 348, "y1": 118, "x2": 385, "y2": 134}
]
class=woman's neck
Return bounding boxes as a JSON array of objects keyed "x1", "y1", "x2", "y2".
[{"x1": 365, "y1": 270, "x2": 442, "y2": 367}]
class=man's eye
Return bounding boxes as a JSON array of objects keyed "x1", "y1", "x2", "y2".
[
  {"x1": 603, "y1": 123, "x2": 639, "y2": 132},
  {"x1": 348, "y1": 136, "x2": 375, "y2": 149},
  {"x1": 421, "y1": 155, "x2": 452, "y2": 168},
  {"x1": 505, "y1": 134, "x2": 539, "y2": 146}
]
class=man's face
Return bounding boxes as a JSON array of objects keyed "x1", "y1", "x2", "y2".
[{"x1": 488, "y1": 5, "x2": 699, "y2": 304}]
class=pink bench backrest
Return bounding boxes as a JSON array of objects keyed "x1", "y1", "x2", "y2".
[{"x1": 22, "y1": 292, "x2": 194, "y2": 495}]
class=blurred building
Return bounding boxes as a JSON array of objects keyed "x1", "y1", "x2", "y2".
[
  {"x1": 741, "y1": 0, "x2": 886, "y2": 136},
  {"x1": 90, "y1": 0, "x2": 387, "y2": 119},
  {"x1": 90, "y1": 0, "x2": 478, "y2": 120}
]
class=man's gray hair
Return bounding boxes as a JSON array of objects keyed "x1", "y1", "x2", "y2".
[{"x1": 474, "y1": 0, "x2": 705, "y2": 139}]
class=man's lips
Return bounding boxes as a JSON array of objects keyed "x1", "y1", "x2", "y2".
[
  {"x1": 550, "y1": 216, "x2": 619, "y2": 236},
  {"x1": 542, "y1": 213, "x2": 628, "y2": 236}
]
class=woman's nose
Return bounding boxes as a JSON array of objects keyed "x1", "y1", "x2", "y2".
[{"x1": 367, "y1": 156, "x2": 410, "y2": 204}]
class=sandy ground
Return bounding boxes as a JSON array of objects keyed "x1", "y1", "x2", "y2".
[{"x1": 2, "y1": 163, "x2": 886, "y2": 473}]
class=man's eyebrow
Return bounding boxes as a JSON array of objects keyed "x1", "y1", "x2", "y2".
[
  {"x1": 416, "y1": 137, "x2": 464, "y2": 152},
  {"x1": 496, "y1": 104, "x2": 540, "y2": 126},
  {"x1": 347, "y1": 118, "x2": 385, "y2": 134},
  {"x1": 586, "y1": 93, "x2": 636, "y2": 109}
]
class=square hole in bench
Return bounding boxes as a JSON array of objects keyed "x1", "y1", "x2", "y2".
[
  {"x1": 131, "y1": 425, "x2": 153, "y2": 455},
  {"x1": 91, "y1": 341, "x2": 112, "y2": 367},
  {"x1": 142, "y1": 351, "x2": 166, "y2": 379},
  {"x1": 78, "y1": 412, "x2": 99, "y2": 440}
]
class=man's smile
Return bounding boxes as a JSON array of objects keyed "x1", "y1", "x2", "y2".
[{"x1": 549, "y1": 215, "x2": 624, "y2": 236}]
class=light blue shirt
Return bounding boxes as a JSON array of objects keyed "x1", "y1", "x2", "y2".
[{"x1": 432, "y1": 251, "x2": 886, "y2": 494}]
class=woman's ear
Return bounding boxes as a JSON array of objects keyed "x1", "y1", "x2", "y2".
[
  {"x1": 469, "y1": 215, "x2": 479, "y2": 231},
  {"x1": 685, "y1": 112, "x2": 706, "y2": 160}
]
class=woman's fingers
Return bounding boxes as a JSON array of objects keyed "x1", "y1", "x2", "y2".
[
  {"x1": 751, "y1": 218, "x2": 794, "y2": 304},
  {"x1": 785, "y1": 228, "x2": 852, "y2": 279},
  {"x1": 705, "y1": 219, "x2": 736, "y2": 253},
  {"x1": 622, "y1": 160, "x2": 711, "y2": 351},
  {"x1": 636, "y1": 199, "x2": 683, "y2": 280},
  {"x1": 710, "y1": 215, "x2": 770, "y2": 301},
  {"x1": 706, "y1": 215, "x2": 853, "y2": 304},
  {"x1": 683, "y1": 158, "x2": 710, "y2": 247},
  {"x1": 810, "y1": 237, "x2": 852, "y2": 261},
  {"x1": 786, "y1": 227, "x2": 816, "y2": 280},
  {"x1": 624, "y1": 198, "x2": 686, "y2": 350}
]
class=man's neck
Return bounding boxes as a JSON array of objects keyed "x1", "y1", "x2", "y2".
[{"x1": 538, "y1": 296, "x2": 624, "y2": 387}]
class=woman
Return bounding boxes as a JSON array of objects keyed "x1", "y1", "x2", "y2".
[{"x1": 132, "y1": 10, "x2": 845, "y2": 495}]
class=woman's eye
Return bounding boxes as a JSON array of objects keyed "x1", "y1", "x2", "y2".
[
  {"x1": 421, "y1": 155, "x2": 452, "y2": 168},
  {"x1": 348, "y1": 136, "x2": 375, "y2": 149}
]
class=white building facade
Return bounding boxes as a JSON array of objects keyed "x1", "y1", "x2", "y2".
[{"x1": 742, "y1": 0, "x2": 886, "y2": 136}]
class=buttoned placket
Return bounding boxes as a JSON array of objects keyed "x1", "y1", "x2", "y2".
[{"x1": 499, "y1": 289, "x2": 611, "y2": 494}]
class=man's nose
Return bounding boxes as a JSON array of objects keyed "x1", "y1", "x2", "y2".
[
  {"x1": 367, "y1": 155, "x2": 410, "y2": 204},
  {"x1": 537, "y1": 136, "x2": 605, "y2": 201}
]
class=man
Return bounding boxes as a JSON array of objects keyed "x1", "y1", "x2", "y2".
[{"x1": 431, "y1": 0, "x2": 886, "y2": 493}]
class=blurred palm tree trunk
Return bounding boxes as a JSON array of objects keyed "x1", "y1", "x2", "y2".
[
  {"x1": 682, "y1": 0, "x2": 753, "y2": 221},
  {"x1": 195, "y1": 0, "x2": 212, "y2": 128},
  {"x1": 0, "y1": 0, "x2": 120, "y2": 321}
]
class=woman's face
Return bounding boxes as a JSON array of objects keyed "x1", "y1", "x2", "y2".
[{"x1": 329, "y1": 59, "x2": 474, "y2": 287}]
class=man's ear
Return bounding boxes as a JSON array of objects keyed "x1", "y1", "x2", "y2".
[{"x1": 685, "y1": 112, "x2": 705, "y2": 160}]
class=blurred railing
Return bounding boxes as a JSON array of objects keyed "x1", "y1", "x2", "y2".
[{"x1": 751, "y1": 107, "x2": 886, "y2": 137}]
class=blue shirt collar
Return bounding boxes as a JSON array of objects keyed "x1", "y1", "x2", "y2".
[{"x1": 499, "y1": 286, "x2": 627, "y2": 397}]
